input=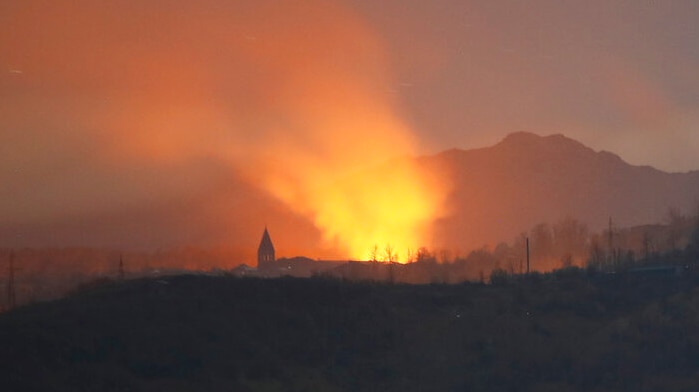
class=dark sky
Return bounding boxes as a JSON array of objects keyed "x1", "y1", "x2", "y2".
[{"x1": 1, "y1": 0, "x2": 698, "y2": 254}]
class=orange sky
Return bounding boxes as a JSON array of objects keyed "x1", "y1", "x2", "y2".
[{"x1": 1, "y1": 0, "x2": 698, "y2": 258}]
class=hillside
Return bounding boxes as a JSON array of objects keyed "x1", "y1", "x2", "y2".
[
  {"x1": 3, "y1": 274, "x2": 699, "y2": 391},
  {"x1": 422, "y1": 132, "x2": 699, "y2": 250}
]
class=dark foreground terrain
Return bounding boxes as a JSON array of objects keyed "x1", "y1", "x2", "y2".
[{"x1": 2, "y1": 271, "x2": 699, "y2": 391}]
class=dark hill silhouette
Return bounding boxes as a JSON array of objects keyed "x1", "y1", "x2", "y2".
[
  {"x1": 4, "y1": 274, "x2": 699, "y2": 391},
  {"x1": 420, "y1": 132, "x2": 699, "y2": 251}
]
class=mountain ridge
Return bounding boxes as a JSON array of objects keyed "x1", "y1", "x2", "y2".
[
  {"x1": 439, "y1": 131, "x2": 699, "y2": 175},
  {"x1": 439, "y1": 132, "x2": 672, "y2": 174},
  {"x1": 421, "y1": 132, "x2": 699, "y2": 251}
]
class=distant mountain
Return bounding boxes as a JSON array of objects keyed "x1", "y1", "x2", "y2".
[{"x1": 421, "y1": 132, "x2": 699, "y2": 251}]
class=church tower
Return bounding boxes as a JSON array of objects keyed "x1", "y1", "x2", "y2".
[{"x1": 257, "y1": 227, "x2": 275, "y2": 268}]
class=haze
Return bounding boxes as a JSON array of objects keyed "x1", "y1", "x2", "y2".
[{"x1": 2, "y1": 0, "x2": 698, "y2": 261}]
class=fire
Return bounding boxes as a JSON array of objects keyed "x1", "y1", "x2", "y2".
[
  {"x1": 312, "y1": 160, "x2": 444, "y2": 261},
  {"x1": 2, "y1": 0, "x2": 448, "y2": 260},
  {"x1": 214, "y1": 1, "x2": 449, "y2": 261},
  {"x1": 255, "y1": 113, "x2": 447, "y2": 262}
]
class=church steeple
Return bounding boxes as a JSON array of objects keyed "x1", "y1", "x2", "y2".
[{"x1": 257, "y1": 227, "x2": 275, "y2": 267}]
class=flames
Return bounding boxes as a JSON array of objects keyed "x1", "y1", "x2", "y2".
[
  {"x1": 1, "y1": 0, "x2": 447, "y2": 261},
  {"x1": 212, "y1": 1, "x2": 448, "y2": 261},
  {"x1": 259, "y1": 145, "x2": 445, "y2": 262},
  {"x1": 311, "y1": 160, "x2": 445, "y2": 260}
]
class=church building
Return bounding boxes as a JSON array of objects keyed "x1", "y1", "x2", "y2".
[{"x1": 257, "y1": 227, "x2": 275, "y2": 268}]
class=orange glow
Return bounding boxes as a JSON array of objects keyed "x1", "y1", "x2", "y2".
[
  {"x1": 311, "y1": 160, "x2": 445, "y2": 261},
  {"x1": 0, "y1": 1, "x2": 447, "y2": 260},
  {"x1": 259, "y1": 131, "x2": 447, "y2": 261},
  {"x1": 226, "y1": 1, "x2": 451, "y2": 261}
]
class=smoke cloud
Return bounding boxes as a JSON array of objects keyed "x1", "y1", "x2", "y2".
[{"x1": 0, "y1": 0, "x2": 446, "y2": 260}]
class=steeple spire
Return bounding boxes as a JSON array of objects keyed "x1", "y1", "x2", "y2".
[{"x1": 257, "y1": 227, "x2": 275, "y2": 267}]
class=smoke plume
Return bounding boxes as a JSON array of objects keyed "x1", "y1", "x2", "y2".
[{"x1": 1, "y1": 0, "x2": 446, "y2": 260}]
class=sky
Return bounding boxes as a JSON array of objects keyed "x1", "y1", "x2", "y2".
[
  {"x1": 1, "y1": 0, "x2": 699, "y2": 256},
  {"x1": 348, "y1": 0, "x2": 699, "y2": 172}
]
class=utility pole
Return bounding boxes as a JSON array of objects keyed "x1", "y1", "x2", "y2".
[
  {"x1": 526, "y1": 237, "x2": 530, "y2": 275},
  {"x1": 7, "y1": 250, "x2": 16, "y2": 310},
  {"x1": 608, "y1": 217, "x2": 614, "y2": 265},
  {"x1": 118, "y1": 254, "x2": 125, "y2": 280}
]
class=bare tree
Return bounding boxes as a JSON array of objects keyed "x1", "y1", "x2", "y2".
[
  {"x1": 553, "y1": 217, "x2": 589, "y2": 263},
  {"x1": 642, "y1": 231, "x2": 654, "y2": 260},
  {"x1": 530, "y1": 223, "x2": 553, "y2": 262},
  {"x1": 383, "y1": 244, "x2": 397, "y2": 263},
  {"x1": 665, "y1": 207, "x2": 687, "y2": 251},
  {"x1": 588, "y1": 237, "x2": 605, "y2": 270},
  {"x1": 416, "y1": 247, "x2": 435, "y2": 263},
  {"x1": 439, "y1": 249, "x2": 452, "y2": 264},
  {"x1": 405, "y1": 248, "x2": 416, "y2": 263},
  {"x1": 369, "y1": 245, "x2": 379, "y2": 262}
]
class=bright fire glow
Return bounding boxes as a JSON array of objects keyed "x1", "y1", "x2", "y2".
[
  {"x1": 246, "y1": 84, "x2": 448, "y2": 261},
  {"x1": 216, "y1": 1, "x2": 449, "y2": 261},
  {"x1": 312, "y1": 160, "x2": 444, "y2": 260},
  {"x1": 263, "y1": 148, "x2": 446, "y2": 261}
]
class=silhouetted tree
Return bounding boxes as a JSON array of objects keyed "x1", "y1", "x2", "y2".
[
  {"x1": 439, "y1": 249, "x2": 452, "y2": 264},
  {"x1": 405, "y1": 248, "x2": 416, "y2": 263},
  {"x1": 665, "y1": 207, "x2": 687, "y2": 251},
  {"x1": 642, "y1": 231, "x2": 654, "y2": 261},
  {"x1": 553, "y1": 217, "x2": 589, "y2": 264},
  {"x1": 369, "y1": 245, "x2": 379, "y2": 262},
  {"x1": 531, "y1": 223, "x2": 553, "y2": 259},
  {"x1": 383, "y1": 244, "x2": 397, "y2": 263},
  {"x1": 688, "y1": 212, "x2": 699, "y2": 257},
  {"x1": 489, "y1": 268, "x2": 509, "y2": 285},
  {"x1": 588, "y1": 237, "x2": 605, "y2": 270},
  {"x1": 416, "y1": 247, "x2": 436, "y2": 264}
]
